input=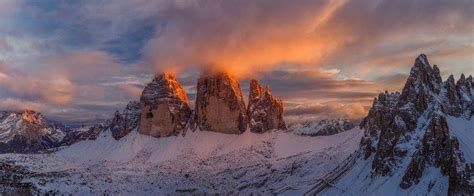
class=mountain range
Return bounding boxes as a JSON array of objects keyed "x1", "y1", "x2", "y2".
[{"x1": 0, "y1": 54, "x2": 472, "y2": 195}]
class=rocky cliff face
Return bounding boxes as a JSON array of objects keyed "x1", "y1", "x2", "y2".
[
  {"x1": 62, "y1": 101, "x2": 141, "y2": 145},
  {"x1": 60, "y1": 123, "x2": 105, "y2": 146},
  {"x1": 247, "y1": 79, "x2": 286, "y2": 133},
  {"x1": 110, "y1": 101, "x2": 140, "y2": 140},
  {"x1": 138, "y1": 73, "x2": 192, "y2": 137},
  {"x1": 359, "y1": 54, "x2": 473, "y2": 194},
  {"x1": 0, "y1": 110, "x2": 66, "y2": 153},
  {"x1": 195, "y1": 71, "x2": 248, "y2": 134}
]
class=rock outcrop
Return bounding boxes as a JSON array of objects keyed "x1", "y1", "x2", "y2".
[
  {"x1": 60, "y1": 123, "x2": 105, "y2": 146},
  {"x1": 110, "y1": 101, "x2": 140, "y2": 140},
  {"x1": 138, "y1": 73, "x2": 192, "y2": 137},
  {"x1": 195, "y1": 71, "x2": 247, "y2": 134},
  {"x1": 360, "y1": 91, "x2": 400, "y2": 159},
  {"x1": 247, "y1": 79, "x2": 286, "y2": 133},
  {"x1": 359, "y1": 54, "x2": 473, "y2": 194},
  {"x1": 62, "y1": 101, "x2": 141, "y2": 145}
]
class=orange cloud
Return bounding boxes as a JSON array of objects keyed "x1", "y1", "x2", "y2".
[
  {"x1": 285, "y1": 101, "x2": 369, "y2": 123},
  {"x1": 143, "y1": 0, "x2": 353, "y2": 78},
  {"x1": 141, "y1": 0, "x2": 472, "y2": 80}
]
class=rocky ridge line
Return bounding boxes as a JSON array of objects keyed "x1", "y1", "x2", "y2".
[{"x1": 359, "y1": 54, "x2": 473, "y2": 194}]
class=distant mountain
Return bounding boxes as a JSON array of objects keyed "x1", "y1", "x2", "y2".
[
  {"x1": 322, "y1": 54, "x2": 473, "y2": 195},
  {"x1": 0, "y1": 110, "x2": 66, "y2": 153},
  {"x1": 61, "y1": 101, "x2": 141, "y2": 145},
  {"x1": 289, "y1": 119, "x2": 355, "y2": 136}
]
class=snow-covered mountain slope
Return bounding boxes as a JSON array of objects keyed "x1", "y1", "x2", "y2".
[
  {"x1": 320, "y1": 54, "x2": 474, "y2": 195},
  {"x1": 289, "y1": 119, "x2": 355, "y2": 136},
  {"x1": 0, "y1": 127, "x2": 363, "y2": 194},
  {"x1": 0, "y1": 111, "x2": 66, "y2": 153},
  {"x1": 322, "y1": 116, "x2": 473, "y2": 196}
]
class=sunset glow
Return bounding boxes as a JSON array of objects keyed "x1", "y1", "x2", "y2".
[{"x1": 0, "y1": 0, "x2": 472, "y2": 124}]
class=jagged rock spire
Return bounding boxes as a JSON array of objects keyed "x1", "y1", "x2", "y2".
[
  {"x1": 360, "y1": 91, "x2": 400, "y2": 159},
  {"x1": 455, "y1": 73, "x2": 474, "y2": 117},
  {"x1": 110, "y1": 101, "x2": 140, "y2": 140},
  {"x1": 195, "y1": 71, "x2": 248, "y2": 134},
  {"x1": 264, "y1": 85, "x2": 271, "y2": 95},
  {"x1": 399, "y1": 54, "x2": 442, "y2": 109},
  {"x1": 247, "y1": 79, "x2": 286, "y2": 133},
  {"x1": 138, "y1": 72, "x2": 192, "y2": 137},
  {"x1": 443, "y1": 75, "x2": 462, "y2": 115},
  {"x1": 248, "y1": 79, "x2": 263, "y2": 113},
  {"x1": 359, "y1": 54, "x2": 473, "y2": 194}
]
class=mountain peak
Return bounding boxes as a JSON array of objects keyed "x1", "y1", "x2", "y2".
[
  {"x1": 264, "y1": 85, "x2": 272, "y2": 95},
  {"x1": 247, "y1": 79, "x2": 286, "y2": 133},
  {"x1": 399, "y1": 54, "x2": 442, "y2": 108},
  {"x1": 155, "y1": 71, "x2": 180, "y2": 82},
  {"x1": 139, "y1": 73, "x2": 191, "y2": 138},
  {"x1": 415, "y1": 53, "x2": 429, "y2": 67},
  {"x1": 195, "y1": 71, "x2": 248, "y2": 134},
  {"x1": 0, "y1": 110, "x2": 66, "y2": 153},
  {"x1": 20, "y1": 110, "x2": 43, "y2": 125},
  {"x1": 447, "y1": 74, "x2": 455, "y2": 83},
  {"x1": 248, "y1": 79, "x2": 263, "y2": 107},
  {"x1": 141, "y1": 72, "x2": 189, "y2": 106},
  {"x1": 356, "y1": 55, "x2": 473, "y2": 194}
]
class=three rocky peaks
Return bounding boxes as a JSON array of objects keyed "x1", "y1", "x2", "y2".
[{"x1": 138, "y1": 71, "x2": 286, "y2": 137}]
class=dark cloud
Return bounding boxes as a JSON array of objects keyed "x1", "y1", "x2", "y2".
[{"x1": 251, "y1": 69, "x2": 374, "y2": 99}]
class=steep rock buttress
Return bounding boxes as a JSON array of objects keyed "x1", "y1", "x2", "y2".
[
  {"x1": 138, "y1": 73, "x2": 192, "y2": 137},
  {"x1": 195, "y1": 71, "x2": 248, "y2": 134},
  {"x1": 247, "y1": 79, "x2": 286, "y2": 133}
]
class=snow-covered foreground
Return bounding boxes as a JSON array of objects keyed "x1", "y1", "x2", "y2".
[
  {"x1": 0, "y1": 128, "x2": 363, "y2": 195},
  {"x1": 322, "y1": 116, "x2": 474, "y2": 196}
]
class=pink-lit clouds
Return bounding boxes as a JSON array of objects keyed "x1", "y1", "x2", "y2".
[
  {"x1": 143, "y1": 0, "x2": 472, "y2": 79},
  {"x1": 285, "y1": 102, "x2": 368, "y2": 122},
  {"x1": 0, "y1": 0, "x2": 472, "y2": 123},
  {"x1": 0, "y1": 62, "x2": 74, "y2": 105}
]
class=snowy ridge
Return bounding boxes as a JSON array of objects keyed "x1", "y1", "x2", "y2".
[
  {"x1": 289, "y1": 119, "x2": 355, "y2": 136},
  {"x1": 322, "y1": 114, "x2": 472, "y2": 195},
  {"x1": 0, "y1": 127, "x2": 363, "y2": 194}
]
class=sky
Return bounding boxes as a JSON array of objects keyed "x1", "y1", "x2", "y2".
[{"x1": 0, "y1": 0, "x2": 472, "y2": 124}]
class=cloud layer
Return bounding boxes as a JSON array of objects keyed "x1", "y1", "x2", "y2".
[
  {"x1": 0, "y1": 0, "x2": 472, "y2": 123},
  {"x1": 143, "y1": 0, "x2": 473, "y2": 78}
]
